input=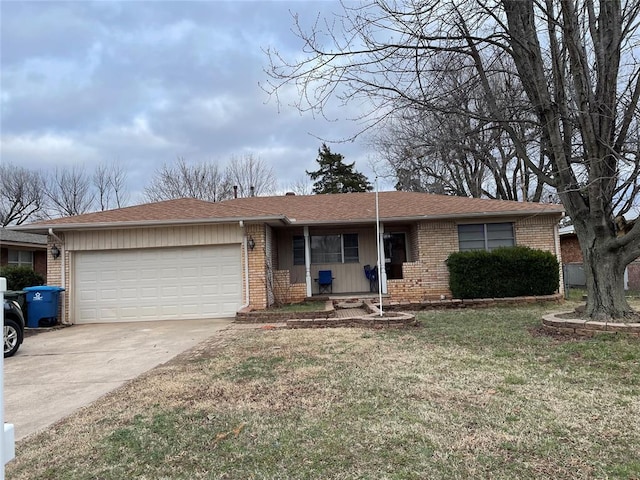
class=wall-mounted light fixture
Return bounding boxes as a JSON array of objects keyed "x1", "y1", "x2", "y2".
[
  {"x1": 51, "y1": 244, "x2": 61, "y2": 259},
  {"x1": 247, "y1": 236, "x2": 256, "y2": 251}
]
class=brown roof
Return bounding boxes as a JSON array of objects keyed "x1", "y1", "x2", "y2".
[
  {"x1": 15, "y1": 192, "x2": 564, "y2": 232},
  {"x1": 229, "y1": 191, "x2": 564, "y2": 223}
]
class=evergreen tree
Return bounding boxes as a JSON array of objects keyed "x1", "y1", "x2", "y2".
[{"x1": 306, "y1": 144, "x2": 373, "y2": 194}]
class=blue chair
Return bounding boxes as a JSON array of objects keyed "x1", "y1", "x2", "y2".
[
  {"x1": 364, "y1": 265, "x2": 378, "y2": 292},
  {"x1": 317, "y1": 270, "x2": 333, "y2": 294}
]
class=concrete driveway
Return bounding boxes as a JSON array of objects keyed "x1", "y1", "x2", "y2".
[{"x1": 4, "y1": 318, "x2": 233, "y2": 441}]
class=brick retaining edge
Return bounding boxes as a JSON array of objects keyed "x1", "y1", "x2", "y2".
[{"x1": 542, "y1": 312, "x2": 640, "y2": 337}]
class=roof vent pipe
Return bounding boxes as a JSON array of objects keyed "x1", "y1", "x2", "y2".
[
  {"x1": 233, "y1": 186, "x2": 238, "y2": 199},
  {"x1": 250, "y1": 186, "x2": 255, "y2": 197}
]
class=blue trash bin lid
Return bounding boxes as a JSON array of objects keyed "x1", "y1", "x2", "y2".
[{"x1": 24, "y1": 285, "x2": 65, "y2": 292}]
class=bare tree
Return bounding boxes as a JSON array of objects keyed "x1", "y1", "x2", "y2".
[
  {"x1": 93, "y1": 161, "x2": 130, "y2": 211},
  {"x1": 285, "y1": 176, "x2": 314, "y2": 196},
  {"x1": 225, "y1": 154, "x2": 278, "y2": 197},
  {"x1": 265, "y1": 0, "x2": 640, "y2": 320},
  {"x1": 46, "y1": 165, "x2": 95, "y2": 217},
  {"x1": 109, "y1": 162, "x2": 129, "y2": 209},
  {"x1": 0, "y1": 163, "x2": 48, "y2": 226},
  {"x1": 143, "y1": 157, "x2": 231, "y2": 203},
  {"x1": 375, "y1": 58, "x2": 549, "y2": 201}
]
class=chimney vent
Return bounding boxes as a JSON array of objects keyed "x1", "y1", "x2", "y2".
[{"x1": 233, "y1": 185, "x2": 238, "y2": 199}]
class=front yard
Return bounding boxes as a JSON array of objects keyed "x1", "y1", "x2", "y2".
[{"x1": 8, "y1": 304, "x2": 640, "y2": 479}]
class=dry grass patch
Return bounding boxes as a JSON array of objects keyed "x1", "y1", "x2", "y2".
[{"x1": 7, "y1": 306, "x2": 640, "y2": 479}]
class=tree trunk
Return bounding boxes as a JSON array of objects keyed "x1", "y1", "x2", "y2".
[{"x1": 582, "y1": 240, "x2": 633, "y2": 321}]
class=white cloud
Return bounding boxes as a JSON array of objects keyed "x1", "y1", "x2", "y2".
[
  {"x1": 1, "y1": 133, "x2": 100, "y2": 169},
  {"x1": 0, "y1": 1, "x2": 379, "y2": 201}
]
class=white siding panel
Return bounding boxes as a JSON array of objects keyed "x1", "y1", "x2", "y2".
[
  {"x1": 74, "y1": 244, "x2": 241, "y2": 323},
  {"x1": 65, "y1": 224, "x2": 243, "y2": 251}
]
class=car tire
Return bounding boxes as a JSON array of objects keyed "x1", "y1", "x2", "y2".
[{"x1": 4, "y1": 318, "x2": 23, "y2": 358}]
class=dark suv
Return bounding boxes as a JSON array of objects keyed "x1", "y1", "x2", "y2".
[{"x1": 4, "y1": 297, "x2": 25, "y2": 357}]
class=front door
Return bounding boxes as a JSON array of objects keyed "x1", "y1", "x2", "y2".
[{"x1": 384, "y1": 233, "x2": 407, "y2": 280}]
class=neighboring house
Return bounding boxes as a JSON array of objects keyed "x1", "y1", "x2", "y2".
[
  {"x1": 15, "y1": 192, "x2": 564, "y2": 324},
  {"x1": 560, "y1": 225, "x2": 640, "y2": 290},
  {"x1": 0, "y1": 228, "x2": 48, "y2": 278}
]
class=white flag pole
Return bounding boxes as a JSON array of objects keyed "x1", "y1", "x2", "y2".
[{"x1": 375, "y1": 178, "x2": 383, "y2": 316}]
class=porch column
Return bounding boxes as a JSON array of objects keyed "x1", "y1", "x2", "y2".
[
  {"x1": 304, "y1": 226, "x2": 312, "y2": 297},
  {"x1": 379, "y1": 223, "x2": 388, "y2": 294}
]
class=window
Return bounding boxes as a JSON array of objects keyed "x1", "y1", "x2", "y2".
[
  {"x1": 293, "y1": 236, "x2": 305, "y2": 265},
  {"x1": 293, "y1": 234, "x2": 359, "y2": 265},
  {"x1": 8, "y1": 249, "x2": 34, "y2": 268},
  {"x1": 343, "y1": 234, "x2": 359, "y2": 263},
  {"x1": 311, "y1": 235, "x2": 342, "y2": 263},
  {"x1": 458, "y1": 223, "x2": 514, "y2": 251}
]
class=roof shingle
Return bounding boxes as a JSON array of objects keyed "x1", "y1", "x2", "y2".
[
  {"x1": 15, "y1": 192, "x2": 564, "y2": 232},
  {"x1": 0, "y1": 228, "x2": 48, "y2": 245}
]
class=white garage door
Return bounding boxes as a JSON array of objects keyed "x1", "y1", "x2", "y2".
[{"x1": 74, "y1": 245, "x2": 241, "y2": 323}]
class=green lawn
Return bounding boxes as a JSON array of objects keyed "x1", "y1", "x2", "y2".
[{"x1": 8, "y1": 305, "x2": 640, "y2": 479}]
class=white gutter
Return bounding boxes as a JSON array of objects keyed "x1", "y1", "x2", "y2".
[
  {"x1": 258, "y1": 210, "x2": 567, "y2": 227},
  {"x1": 13, "y1": 215, "x2": 292, "y2": 233}
]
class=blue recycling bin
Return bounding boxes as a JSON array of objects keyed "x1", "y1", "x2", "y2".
[{"x1": 23, "y1": 286, "x2": 65, "y2": 328}]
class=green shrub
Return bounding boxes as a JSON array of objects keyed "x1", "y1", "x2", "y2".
[
  {"x1": 0, "y1": 265, "x2": 45, "y2": 291},
  {"x1": 446, "y1": 246, "x2": 559, "y2": 299}
]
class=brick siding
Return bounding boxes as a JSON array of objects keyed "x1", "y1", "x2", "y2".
[
  {"x1": 628, "y1": 263, "x2": 640, "y2": 290},
  {"x1": 246, "y1": 224, "x2": 268, "y2": 310},
  {"x1": 46, "y1": 234, "x2": 69, "y2": 324},
  {"x1": 560, "y1": 234, "x2": 583, "y2": 263},
  {"x1": 386, "y1": 216, "x2": 561, "y2": 303},
  {"x1": 33, "y1": 250, "x2": 47, "y2": 277},
  {"x1": 272, "y1": 270, "x2": 306, "y2": 305}
]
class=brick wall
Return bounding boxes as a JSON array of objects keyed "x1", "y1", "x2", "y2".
[
  {"x1": 33, "y1": 250, "x2": 47, "y2": 277},
  {"x1": 386, "y1": 216, "x2": 561, "y2": 303},
  {"x1": 408, "y1": 224, "x2": 419, "y2": 262},
  {"x1": 560, "y1": 234, "x2": 583, "y2": 263},
  {"x1": 0, "y1": 247, "x2": 47, "y2": 277},
  {"x1": 272, "y1": 270, "x2": 307, "y2": 304},
  {"x1": 246, "y1": 224, "x2": 268, "y2": 310},
  {"x1": 46, "y1": 234, "x2": 69, "y2": 324},
  {"x1": 627, "y1": 263, "x2": 640, "y2": 290}
]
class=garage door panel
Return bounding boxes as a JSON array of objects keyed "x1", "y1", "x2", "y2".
[
  {"x1": 99, "y1": 308, "x2": 117, "y2": 320},
  {"x1": 100, "y1": 289, "x2": 118, "y2": 300},
  {"x1": 74, "y1": 245, "x2": 241, "y2": 323}
]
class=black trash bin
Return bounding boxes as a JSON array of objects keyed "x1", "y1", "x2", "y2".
[{"x1": 4, "y1": 290, "x2": 26, "y2": 310}]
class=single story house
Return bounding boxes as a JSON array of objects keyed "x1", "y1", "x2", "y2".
[
  {"x1": 0, "y1": 228, "x2": 48, "y2": 277},
  {"x1": 15, "y1": 191, "x2": 564, "y2": 324}
]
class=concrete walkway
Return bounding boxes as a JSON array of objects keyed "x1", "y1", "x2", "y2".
[{"x1": 4, "y1": 318, "x2": 233, "y2": 441}]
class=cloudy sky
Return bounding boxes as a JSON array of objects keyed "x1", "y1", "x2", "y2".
[{"x1": 1, "y1": 1, "x2": 383, "y2": 203}]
